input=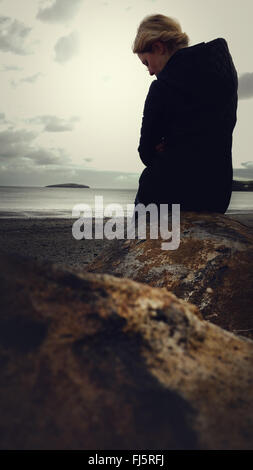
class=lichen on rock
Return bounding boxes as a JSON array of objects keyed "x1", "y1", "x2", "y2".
[
  {"x1": 0, "y1": 251, "x2": 253, "y2": 450},
  {"x1": 87, "y1": 212, "x2": 253, "y2": 339}
]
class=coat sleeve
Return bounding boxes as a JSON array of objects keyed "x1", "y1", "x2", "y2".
[{"x1": 138, "y1": 79, "x2": 166, "y2": 166}]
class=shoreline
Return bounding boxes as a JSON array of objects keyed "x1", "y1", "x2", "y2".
[
  {"x1": 0, "y1": 210, "x2": 253, "y2": 218},
  {"x1": 1, "y1": 211, "x2": 253, "y2": 225}
]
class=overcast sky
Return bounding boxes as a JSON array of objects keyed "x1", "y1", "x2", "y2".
[{"x1": 0, "y1": 0, "x2": 253, "y2": 188}]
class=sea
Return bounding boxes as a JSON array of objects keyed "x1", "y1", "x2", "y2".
[{"x1": 0, "y1": 186, "x2": 252, "y2": 218}]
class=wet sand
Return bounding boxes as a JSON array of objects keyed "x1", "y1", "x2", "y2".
[{"x1": 0, "y1": 213, "x2": 252, "y2": 271}]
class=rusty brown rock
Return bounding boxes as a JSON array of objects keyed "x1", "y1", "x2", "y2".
[
  {"x1": 0, "y1": 252, "x2": 253, "y2": 450},
  {"x1": 87, "y1": 212, "x2": 253, "y2": 339}
]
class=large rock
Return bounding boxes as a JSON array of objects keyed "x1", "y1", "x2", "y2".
[
  {"x1": 0, "y1": 252, "x2": 253, "y2": 450},
  {"x1": 87, "y1": 212, "x2": 253, "y2": 339}
]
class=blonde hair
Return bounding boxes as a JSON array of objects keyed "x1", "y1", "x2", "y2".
[{"x1": 132, "y1": 14, "x2": 190, "y2": 54}]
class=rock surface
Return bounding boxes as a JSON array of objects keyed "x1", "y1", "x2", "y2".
[
  {"x1": 87, "y1": 212, "x2": 253, "y2": 339},
  {"x1": 0, "y1": 252, "x2": 253, "y2": 450}
]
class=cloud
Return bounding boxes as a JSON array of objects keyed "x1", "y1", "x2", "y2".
[
  {"x1": 0, "y1": 126, "x2": 137, "y2": 187},
  {"x1": 0, "y1": 128, "x2": 138, "y2": 188},
  {"x1": 0, "y1": 128, "x2": 36, "y2": 159},
  {"x1": 11, "y1": 72, "x2": 43, "y2": 88},
  {"x1": 21, "y1": 73, "x2": 42, "y2": 84},
  {"x1": 24, "y1": 147, "x2": 69, "y2": 165},
  {"x1": 241, "y1": 161, "x2": 253, "y2": 169},
  {"x1": 0, "y1": 126, "x2": 137, "y2": 188},
  {"x1": 0, "y1": 113, "x2": 14, "y2": 126},
  {"x1": 44, "y1": 115, "x2": 80, "y2": 132},
  {"x1": 0, "y1": 64, "x2": 23, "y2": 71},
  {"x1": 233, "y1": 161, "x2": 253, "y2": 180},
  {"x1": 0, "y1": 16, "x2": 33, "y2": 55},
  {"x1": 28, "y1": 115, "x2": 80, "y2": 132},
  {"x1": 0, "y1": 127, "x2": 69, "y2": 170},
  {"x1": 37, "y1": 0, "x2": 83, "y2": 24},
  {"x1": 115, "y1": 174, "x2": 138, "y2": 181},
  {"x1": 54, "y1": 31, "x2": 79, "y2": 63},
  {"x1": 238, "y1": 73, "x2": 253, "y2": 100}
]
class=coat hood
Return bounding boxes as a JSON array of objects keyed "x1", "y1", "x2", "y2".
[{"x1": 157, "y1": 38, "x2": 238, "y2": 101}]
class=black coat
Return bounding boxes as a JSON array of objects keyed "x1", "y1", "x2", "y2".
[{"x1": 136, "y1": 38, "x2": 238, "y2": 213}]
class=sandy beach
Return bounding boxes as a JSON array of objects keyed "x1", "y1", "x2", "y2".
[
  {"x1": 0, "y1": 217, "x2": 113, "y2": 271},
  {"x1": 0, "y1": 213, "x2": 252, "y2": 271}
]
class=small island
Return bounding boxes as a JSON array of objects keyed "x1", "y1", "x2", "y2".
[{"x1": 45, "y1": 183, "x2": 90, "y2": 188}]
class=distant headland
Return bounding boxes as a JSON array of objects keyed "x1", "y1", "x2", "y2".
[
  {"x1": 232, "y1": 180, "x2": 253, "y2": 191},
  {"x1": 45, "y1": 183, "x2": 90, "y2": 188}
]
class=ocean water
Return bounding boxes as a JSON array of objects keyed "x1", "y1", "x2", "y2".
[
  {"x1": 0, "y1": 186, "x2": 252, "y2": 218},
  {"x1": 0, "y1": 186, "x2": 137, "y2": 218}
]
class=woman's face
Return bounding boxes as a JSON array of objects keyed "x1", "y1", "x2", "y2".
[
  {"x1": 137, "y1": 51, "x2": 160, "y2": 76},
  {"x1": 138, "y1": 42, "x2": 171, "y2": 76}
]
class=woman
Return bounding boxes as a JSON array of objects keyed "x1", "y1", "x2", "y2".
[{"x1": 132, "y1": 14, "x2": 238, "y2": 214}]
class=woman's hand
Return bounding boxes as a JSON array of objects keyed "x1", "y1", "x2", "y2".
[
  {"x1": 155, "y1": 142, "x2": 165, "y2": 153},
  {"x1": 155, "y1": 137, "x2": 166, "y2": 153}
]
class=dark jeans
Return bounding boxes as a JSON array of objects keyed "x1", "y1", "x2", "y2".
[
  {"x1": 132, "y1": 189, "x2": 143, "y2": 224},
  {"x1": 132, "y1": 189, "x2": 163, "y2": 224}
]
